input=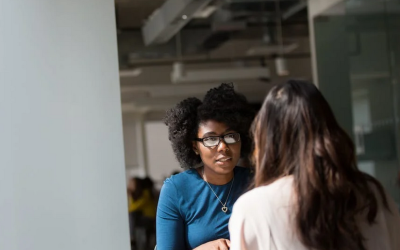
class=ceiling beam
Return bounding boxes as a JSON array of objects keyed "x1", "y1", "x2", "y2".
[{"x1": 283, "y1": 1, "x2": 307, "y2": 20}]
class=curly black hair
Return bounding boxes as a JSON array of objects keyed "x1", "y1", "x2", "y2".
[{"x1": 164, "y1": 83, "x2": 255, "y2": 169}]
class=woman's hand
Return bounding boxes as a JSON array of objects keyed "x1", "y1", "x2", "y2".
[{"x1": 193, "y1": 239, "x2": 231, "y2": 250}]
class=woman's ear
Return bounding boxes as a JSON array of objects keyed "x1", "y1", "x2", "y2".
[{"x1": 192, "y1": 141, "x2": 199, "y2": 155}]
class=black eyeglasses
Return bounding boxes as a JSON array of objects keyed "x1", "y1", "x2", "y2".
[{"x1": 194, "y1": 133, "x2": 241, "y2": 147}]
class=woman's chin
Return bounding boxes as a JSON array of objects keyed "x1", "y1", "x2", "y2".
[{"x1": 213, "y1": 161, "x2": 236, "y2": 173}]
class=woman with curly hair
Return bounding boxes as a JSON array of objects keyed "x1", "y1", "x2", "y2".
[{"x1": 156, "y1": 83, "x2": 255, "y2": 250}]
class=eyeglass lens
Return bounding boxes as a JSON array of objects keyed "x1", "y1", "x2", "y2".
[{"x1": 202, "y1": 133, "x2": 240, "y2": 147}]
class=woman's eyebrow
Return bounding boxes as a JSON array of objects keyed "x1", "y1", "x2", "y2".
[
  {"x1": 202, "y1": 131, "x2": 217, "y2": 137},
  {"x1": 202, "y1": 129, "x2": 235, "y2": 137}
]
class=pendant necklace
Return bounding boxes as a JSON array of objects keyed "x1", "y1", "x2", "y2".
[{"x1": 202, "y1": 167, "x2": 234, "y2": 213}]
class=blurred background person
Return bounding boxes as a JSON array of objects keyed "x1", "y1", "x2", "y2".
[
  {"x1": 230, "y1": 80, "x2": 400, "y2": 250},
  {"x1": 157, "y1": 83, "x2": 255, "y2": 250},
  {"x1": 127, "y1": 177, "x2": 156, "y2": 250}
]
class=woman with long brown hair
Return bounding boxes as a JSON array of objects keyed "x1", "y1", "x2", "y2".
[{"x1": 229, "y1": 80, "x2": 400, "y2": 250}]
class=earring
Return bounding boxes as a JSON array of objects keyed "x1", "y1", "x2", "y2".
[{"x1": 194, "y1": 150, "x2": 199, "y2": 155}]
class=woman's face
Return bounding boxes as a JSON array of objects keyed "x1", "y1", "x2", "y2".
[
  {"x1": 127, "y1": 178, "x2": 136, "y2": 192},
  {"x1": 193, "y1": 120, "x2": 241, "y2": 175}
]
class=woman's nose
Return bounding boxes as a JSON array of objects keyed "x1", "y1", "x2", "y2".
[{"x1": 217, "y1": 139, "x2": 229, "y2": 152}]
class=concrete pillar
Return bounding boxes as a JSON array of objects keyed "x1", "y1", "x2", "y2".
[{"x1": 0, "y1": 1, "x2": 130, "y2": 250}]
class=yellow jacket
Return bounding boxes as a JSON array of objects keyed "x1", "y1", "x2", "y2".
[{"x1": 128, "y1": 189, "x2": 156, "y2": 219}]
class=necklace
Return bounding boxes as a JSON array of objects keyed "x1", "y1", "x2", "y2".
[{"x1": 202, "y1": 168, "x2": 234, "y2": 213}]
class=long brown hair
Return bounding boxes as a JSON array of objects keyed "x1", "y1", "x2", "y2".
[{"x1": 252, "y1": 80, "x2": 389, "y2": 250}]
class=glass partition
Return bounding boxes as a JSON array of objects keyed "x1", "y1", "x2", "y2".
[{"x1": 314, "y1": 0, "x2": 400, "y2": 208}]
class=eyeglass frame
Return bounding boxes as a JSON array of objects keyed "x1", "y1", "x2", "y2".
[{"x1": 194, "y1": 133, "x2": 241, "y2": 148}]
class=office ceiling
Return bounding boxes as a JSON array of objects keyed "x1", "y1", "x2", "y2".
[{"x1": 115, "y1": 0, "x2": 311, "y2": 116}]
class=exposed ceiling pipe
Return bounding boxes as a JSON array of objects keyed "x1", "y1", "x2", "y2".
[
  {"x1": 121, "y1": 14, "x2": 310, "y2": 68},
  {"x1": 201, "y1": 8, "x2": 247, "y2": 50},
  {"x1": 119, "y1": 20, "x2": 308, "y2": 33},
  {"x1": 127, "y1": 53, "x2": 310, "y2": 67}
]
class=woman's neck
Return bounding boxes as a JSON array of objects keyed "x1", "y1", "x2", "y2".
[{"x1": 199, "y1": 166, "x2": 234, "y2": 185}]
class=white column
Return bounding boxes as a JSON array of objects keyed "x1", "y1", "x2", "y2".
[{"x1": 0, "y1": 1, "x2": 130, "y2": 250}]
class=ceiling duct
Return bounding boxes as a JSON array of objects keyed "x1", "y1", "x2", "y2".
[
  {"x1": 201, "y1": 9, "x2": 247, "y2": 50},
  {"x1": 245, "y1": 0, "x2": 299, "y2": 57},
  {"x1": 201, "y1": 21, "x2": 247, "y2": 50},
  {"x1": 142, "y1": 0, "x2": 213, "y2": 46},
  {"x1": 171, "y1": 62, "x2": 269, "y2": 84}
]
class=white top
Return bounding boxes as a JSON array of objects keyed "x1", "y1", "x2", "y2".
[{"x1": 229, "y1": 176, "x2": 400, "y2": 250}]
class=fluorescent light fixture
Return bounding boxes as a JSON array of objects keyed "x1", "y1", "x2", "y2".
[
  {"x1": 171, "y1": 62, "x2": 269, "y2": 84},
  {"x1": 119, "y1": 68, "x2": 142, "y2": 78},
  {"x1": 275, "y1": 57, "x2": 289, "y2": 76},
  {"x1": 247, "y1": 43, "x2": 298, "y2": 56}
]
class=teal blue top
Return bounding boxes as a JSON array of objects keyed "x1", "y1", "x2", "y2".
[{"x1": 156, "y1": 166, "x2": 252, "y2": 250}]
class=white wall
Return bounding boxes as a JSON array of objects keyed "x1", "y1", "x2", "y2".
[
  {"x1": 0, "y1": 1, "x2": 130, "y2": 250},
  {"x1": 122, "y1": 118, "x2": 181, "y2": 185},
  {"x1": 123, "y1": 114, "x2": 148, "y2": 180},
  {"x1": 145, "y1": 122, "x2": 181, "y2": 185}
]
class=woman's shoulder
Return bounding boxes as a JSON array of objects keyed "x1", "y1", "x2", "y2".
[
  {"x1": 234, "y1": 176, "x2": 294, "y2": 211},
  {"x1": 163, "y1": 168, "x2": 200, "y2": 189}
]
